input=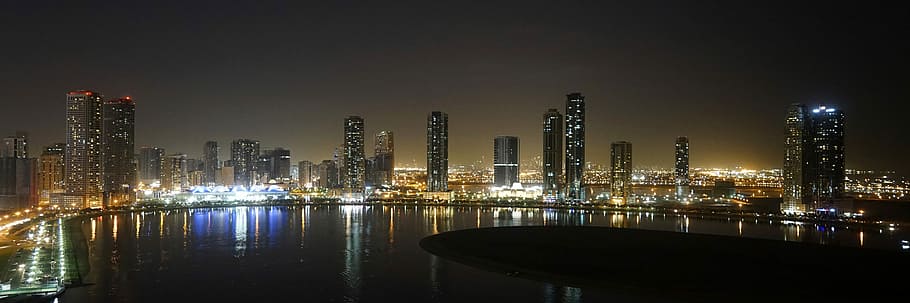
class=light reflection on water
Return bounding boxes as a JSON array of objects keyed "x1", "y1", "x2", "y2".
[{"x1": 63, "y1": 205, "x2": 908, "y2": 303}]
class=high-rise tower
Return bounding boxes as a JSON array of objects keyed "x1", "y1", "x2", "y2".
[
  {"x1": 65, "y1": 90, "x2": 104, "y2": 208},
  {"x1": 808, "y1": 105, "x2": 845, "y2": 210},
  {"x1": 675, "y1": 136, "x2": 690, "y2": 199},
  {"x1": 203, "y1": 141, "x2": 219, "y2": 185},
  {"x1": 781, "y1": 104, "x2": 846, "y2": 214},
  {"x1": 298, "y1": 160, "x2": 314, "y2": 188},
  {"x1": 782, "y1": 104, "x2": 810, "y2": 214},
  {"x1": 610, "y1": 141, "x2": 632, "y2": 205},
  {"x1": 102, "y1": 96, "x2": 136, "y2": 206},
  {"x1": 38, "y1": 143, "x2": 65, "y2": 206},
  {"x1": 231, "y1": 139, "x2": 260, "y2": 187},
  {"x1": 426, "y1": 111, "x2": 448, "y2": 193},
  {"x1": 542, "y1": 109, "x2": 563, "y2": 198},
  {"x1": 343, "y1": 116, "x2": 365, "y2": 199},
  {"x1": 493, "y1": 136, "x2": 520, "y2": 187},
  {"x1": 139, "y1": 146, "x2": 165, "y2": 183},
  {"x1": 564, "y1": 93, "x2": 585, "y2": 201},
  {"x1": 373, "y1": 131, "x2": 395, "y2": 186}
]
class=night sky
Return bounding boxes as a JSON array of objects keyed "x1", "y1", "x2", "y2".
[{"x1": 1, "y1": 1, "x2": 908, "y2": 171}]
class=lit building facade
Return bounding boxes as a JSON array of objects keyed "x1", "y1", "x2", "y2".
[
  {"x1": 231, "y1": 139, "x2": 260, "y2": 187},
  {"x1": 675, "y1": 136, "x2": 690, "y2": 198},
  {"x1": 38, "y1": 143, "x2": 65, "y2": 206},
  {"x1": 372, "y1": 130, "x2": 394, "y2": 186},
  {"x1": 162, "y1": 154, "x2": 188, "y2": 191},
  {"x1": 565, "y1": 93, "x2": 585, "y2": 201},
  {"x1": 343, "y1": 116, "x2": 365, "y2": 199},
  {"x1": 493, "y1": 136, "x2": 520, "y2": 187},
  {"x1": 260, "y1": 148, "x2": 291, "y2": 182},
  {"x1": 610, "y1": 141, "x2": 632, "y2": 204},
  {"x1": 203, "y1": 141, "x2": 219, "y2": 185},
  {"x1": 65, "y1": 90, "x2": 104, "y2": 208},
  {"x1": 317, "y1": 159, "x2": 339, "y2": 189},
  {"x1": 782, "y1": 104, "x2": 810, "y2": 213},
  {"x1": 1, "y1": 131, "x2": 28, "y2": 159},
  {"x1": 426, "y1": 111, "x2": 449, "y2": 193},
  {"x1": 808, "y1": 105, "x2": 846, "y2": 210},
  {"x1": 102, "y1": 97, "x2": 136, "y2": 206},
  {"x1": 782, "y1": 104, "x2": 846, "y2": 214},
  {"x1": 298, "y1": 160, "x2": 314, "y2": 188},
  {"x1": 139, "y1": 146, "x2": 165, "y2": 183},
  {"x1": 542, "y1": 109, "x2": 563, "y2": 197}
]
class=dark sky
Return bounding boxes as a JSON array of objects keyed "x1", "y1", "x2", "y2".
[{"x1": 1, "y1": 1, "x2": 908, "y2": 171}]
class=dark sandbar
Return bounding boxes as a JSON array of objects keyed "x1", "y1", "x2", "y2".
[{"x1": 420, "y1": 226, "x2": 908, "y2": 302}]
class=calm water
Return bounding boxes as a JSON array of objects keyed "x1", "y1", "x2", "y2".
[{"x1": 59, "y1": 205, "x2": 908, "y2": 303}]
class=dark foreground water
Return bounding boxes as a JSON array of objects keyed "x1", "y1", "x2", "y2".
[{"x1": 59, "y1": 205, "x2": 909, "y2": 303}]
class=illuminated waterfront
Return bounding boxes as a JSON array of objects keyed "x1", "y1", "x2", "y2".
[{"x1": 57, "y1": 205, "x2": 908, "y2": 302}]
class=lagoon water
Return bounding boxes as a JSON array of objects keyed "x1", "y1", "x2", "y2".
[{"x1": 58, "y1": 205, "x2": 908, "y2": 302}]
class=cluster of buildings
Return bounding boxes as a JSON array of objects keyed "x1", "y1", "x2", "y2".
[
  {"x1": 0, "y1": 92, "x2": 136, "y2": 211},
  {"x1": 0, "y1": 89, "x2": 853, "y2": 214}
]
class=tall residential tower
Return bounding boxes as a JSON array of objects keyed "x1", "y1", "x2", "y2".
[
  {"x1": 564, "y1": 93, "x2": 585, "y2": 201},
  {"x1": 781, "y1": 104, "x2": 846, "y2": 214},
  {"x1": 808, "y1": 105, "x2": 846, "y2": 210},
  {"x1": 675, "y1": 137, "x2": 690, "y2": 199},
  {"x1": 610, "y1": 141, "x2": 632, "y2": 205},
  {"x1": 542, "y1": 109, "x2": 563, "y2": 198},
  {"x1": 102, "y1": 96, "x2": 136, "y2": 206},
  {"x1": 493, "y1": 136, "x2": 520, "y2": 187},
  {"x1": 231, "y1": 139, "x2": 260, "y2": 187},
  {"x1": 373, "y1": 130, "x2": 395, "y2": 186},
  {"x1": 65, "y1": 90, "x2": 104, "y2": 208},
  {"x1": 203, "y1": 141, "x2": 219, "y2": 185},
  {"x1": 426, "y1": 111, "x2": 448, "y2": 194},
  {"x1": 343, "y1": 116, "x2": 365, "y2": 199},
  {"x1": 782, "y1": 104, "x2": 810, "y2": 213}
]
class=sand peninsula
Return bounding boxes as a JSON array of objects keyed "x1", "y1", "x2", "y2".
[{"x1": 420, "y1": 226, "x2": 908, "y2": 302}]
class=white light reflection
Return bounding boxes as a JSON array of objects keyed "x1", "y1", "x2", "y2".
[{"x1": 234, "y1": 207, "x2": 247, "y2": 257}]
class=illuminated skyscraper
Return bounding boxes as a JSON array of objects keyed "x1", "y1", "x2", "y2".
[
  {"x1": 493, "y1": 136, "x2": 520, "y2": 187},
  {"x1": 808, "y1": 105, "x2": 845, "y2": 211},
  {"x1": 231, "y1": 139, "x2": 260, "y2": 187},
  {"x1": 317, "y1": 159, "x2": 339, "y2": 188},
  {"x1": 564, "y1": 93, "x2": 585, "y2": 201},
  {"x1": 102, "y1": 96, "x2": 136, "y2": 206},
  {"x1": 373, "y1": 130, "x2": 394, "y2": 186},
  {"x1": 675, "y1": 136, "x2": 690, "y2": 198},
  {"x1": 782, "y1": 104, "x2": 810, "y2": 214},
  {"x1": 610, "y1": 141, "x2": 632, "y2": 204},
  {"x1": 261, "y1": 148, "x2": 291, "y2": 182},
  {"x1": 38, "y1": 143, "x2": 65, "y2": 206},
  {"x1": 203, "y1": 141, "x2": 219, "y2": 185},
  {"x1": 65, "y1": 90, "x2": 104, "y2": 208},
  {"x1": 343, "y1": 116, "x2": 365, "y2": 199},
  {"x1": 139, "y1": 146, "x2": 165, "y2": 182},
  {"x1": 298, "y1": 160, "x2": 314, "y2": 188},
  {"x1": 542, "y1": 109, "x2": 563, "y2": 197},
  {"x1": 162, "y1": 153, "x2": 187, "y2": 191},
  {"x1": 1, "y1": 131, "x2": 28, "y2": 159},
  {"x1": 426, "y1": 111, "x2": 448, "y2": 193},
  {"x1": 275, "y1": 148, "x2": 292, "y2": 181},
  {"x1": 782, "y1": 104, "x2": 846, "y2": 214}
]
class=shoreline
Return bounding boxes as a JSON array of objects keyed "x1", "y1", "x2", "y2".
[{"x1": 79, "y1": 199, "x2": 904, "y2": 231}]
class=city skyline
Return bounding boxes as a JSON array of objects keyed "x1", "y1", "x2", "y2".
[
  {"x1": 1, "y1": 2, "x2": 908, "y2": 172},
  {"x1": 1, "y1": 2, "x2": 909, "y2": 301},
  {"x1": 5, "y1": 92, "x2": 898, "y2": 173}
]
